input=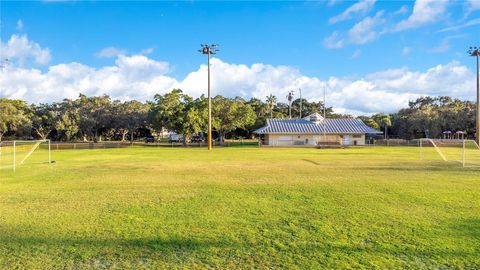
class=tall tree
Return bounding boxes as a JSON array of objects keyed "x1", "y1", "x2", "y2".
[
  {"x1": 212, "y1": 96, "x2": 256, "y2": 142},
  {"x1": 150, "y1": 89, "x2": 206, "y2": 145},
  {"x1": 30, "y1": 103, "x2": 60, "y2": 140},
  {"x1": 115, "y1": 100, "x2": 149, "y2": 142},
  {"x1": 266, "y1": 94, "x2": 277, "y2": 119},
  {"x1": 0, "y1": 99, "x2": 30, "y2": 141}
]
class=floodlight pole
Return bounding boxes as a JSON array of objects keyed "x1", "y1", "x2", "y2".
[
  {"x1": 468, "y1": 47, "x2": 480, "y2": 145},
  {"x1": 323, "y1": 86, "x2": 326, "y2": 144},
  {"x1": 199, "y1": 44, "x2": 219, "y2": 150}
]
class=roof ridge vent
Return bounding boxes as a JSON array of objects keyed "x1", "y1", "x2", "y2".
[{"x1": 304, "y1": 113, "x2": 324, "y2": 124}]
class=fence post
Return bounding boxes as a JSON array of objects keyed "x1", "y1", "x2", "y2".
[
  {"x1": 13, "y1": 141, "x2": 16, "y2": 172},
  {"x1": 48, "y1": 140, "x2": 51, "y2": 164},
  {"x1": 419, "y1": 139, "x2": 423, "y2": 160},
  {"x1": 462, "y1": 140, "x2": 465, "y2": 167}
]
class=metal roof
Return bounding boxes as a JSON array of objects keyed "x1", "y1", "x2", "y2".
[{"x1": 254, "y1": 117, "x2": 382, "y2": 134}]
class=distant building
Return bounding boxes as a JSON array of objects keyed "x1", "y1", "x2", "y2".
[{"x1": 254, "y1": 113, "x2": 382, "y2": 146}]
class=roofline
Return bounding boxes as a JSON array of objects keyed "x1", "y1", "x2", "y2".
[{"x1": 254, "y1": 131, "x2": 383, "y2": 135}]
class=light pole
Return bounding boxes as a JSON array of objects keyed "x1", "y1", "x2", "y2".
[
  {"x1": 199, "y1": 44, "x2": 219, "y2": 150},
  {"x1": 468, "y1": 46, "x2": 480, "y2": 145}
]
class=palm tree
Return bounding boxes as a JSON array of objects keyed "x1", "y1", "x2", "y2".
[
  {"x1": 286, "y1": 90, "x2": 294, "y2": 118},
  {"x1": 381, "y1": 114, "x2": 392, "y2": 139},
  {"x1": 266, "y1": 94, "x2": 277, "y2": 118}
]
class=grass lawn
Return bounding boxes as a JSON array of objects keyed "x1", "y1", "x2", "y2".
[{"x1": 0, "y1": 146, "x2": 479, "y2": 269}]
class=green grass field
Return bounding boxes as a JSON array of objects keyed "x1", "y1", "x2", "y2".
[{"x1": 0, "y1": 146, "x2": 479, "y2": 269}]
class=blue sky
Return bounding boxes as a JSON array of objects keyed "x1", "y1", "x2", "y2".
[{"x1": 0, "y1": 0, "x2": 479, "y2": 115}]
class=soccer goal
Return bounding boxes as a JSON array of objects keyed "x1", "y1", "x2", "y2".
[
  {"x1": 419, "y1": 139, "x2": 480, "y2": 167},
  {"x1": 0, "y1": 140, "x2": 51, "y2": 172}
]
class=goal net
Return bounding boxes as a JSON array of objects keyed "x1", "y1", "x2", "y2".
[
  {"x1": 0, "y1": 140, "x2": 51, "y2": 172},
  {"x1": 420, "y1": 139, "x2": 480, "y2": 167}
]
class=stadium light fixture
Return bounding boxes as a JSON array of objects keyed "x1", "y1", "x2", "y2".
[
  {"x1": 198, "y1": 44, "x2": 219, "y2": 150},
  {"x1": 468, "y1": 46, "x2": 480, "y2": 145}
]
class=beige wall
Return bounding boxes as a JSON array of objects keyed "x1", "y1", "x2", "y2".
[{"x1": 264, "y1": 134, "x2": 365, "y2": 146}]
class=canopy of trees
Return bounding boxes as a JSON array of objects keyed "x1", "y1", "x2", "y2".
[
  {"x1": 0, "y1": 94, "x2": 477, "y2": 142},
  {"x1": 359, "y1": 96, "x2": 477, "y2": 139}
]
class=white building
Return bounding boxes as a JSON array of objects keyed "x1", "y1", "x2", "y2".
[{"x1": 254, "y1": 113, "x2": 382, "y2": 146}]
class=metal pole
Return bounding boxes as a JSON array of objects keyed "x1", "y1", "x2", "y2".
[
  {"x1": 207, "y1": 49, "x2": 212, "y2": 150},
  {"x1": 462, "y1": 139, "x2": 466, "y2": 167},
  {"x1": 476, "y1": 53, "x2": 479, "y2": 145},
  {"x1": 299, "y1": 88, "x2": 302, "y2": 118},
  {"x1": 323, "y1": 86, "x2": 326, "y2": 144}
]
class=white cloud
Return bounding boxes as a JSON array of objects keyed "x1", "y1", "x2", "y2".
[
  {"x1": 95, "y1": 47, "x2": 126, "y2": 58},
  {"x1": 467, "y1": 0, "x2": 480, "y2": 11},
  {"x1": 351, "y1": 49, "x2": 361, "y2": 59},
  {"x1": 323, "y1": 32, "x2": 345, "y2": 49},
  {"x1": 139, "y1": 48, "x2": 154, "y2": 55},
  {"x1": 402, "y1": 47, "x2": 412, "y2": 56},
  {"x1": 394, "y1": 0, "x2": 448, "y2": 31},
  {"x1": 0, "y1": 34, "x2": 476, "y2": 116},
  {"x1": 0, "y1": 56, "x2": 475, "y2": 116},
  {"x1": 429, "y1": 35, "x2": 466, "y2": 53},
  {"x1": 327, "y1": 0, "x2": 343, "y2": 6},
  {"x1": 347, "y1": 11, "x2": 385, "y2": 45},
  {"x1": 429, "y1": 39, "x2": 450, "y2": 53},
  {"x1": 324, "y1": 11, "x2": 385, "y2": 48},
  {"x1": 0, "y1": 34, "x2": 51, "y2": 65},
  {"x1": 0, "y1": 55, "x2": 175, "y2": 103},
  {"x1": 329, "y1": 0, "x2": 376, "y2": 24},
  {"x1": 394, "y1": 5, "x2": 409, "y2": 15},
  {"x1": 16, "y1": 19, "x2": 23, "y2": 31},
  {"x1": 438, "y1": 18, "x2": 480, "y2": 32}
]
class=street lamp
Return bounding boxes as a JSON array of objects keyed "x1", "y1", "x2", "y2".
[
  {"x1": 468, "y1": 46, "x2": 480, "y2": 145},
  {"x1": 199, "y1": 44, "x2": 219, "y2": 150}
]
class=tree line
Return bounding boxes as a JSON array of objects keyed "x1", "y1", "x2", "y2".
[
  {"x1": 0, "y1": 91, "x2": 477, "y2": 142},
  {"x1": 0, "y1": 89, "x2": 336, "y2": 143}
]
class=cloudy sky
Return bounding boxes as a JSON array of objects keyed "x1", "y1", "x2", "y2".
[{"x1": 0, "y1": 0, "x2": 479, "y2": 115}]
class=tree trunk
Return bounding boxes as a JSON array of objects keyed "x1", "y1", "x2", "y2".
[
  {"x1": 121, "y1": 130, "x2": 128, "y2": 142},
  {"x1": 182, "y1": 134, "x2": 189, "y2": 146},
  {"x1": 130, "y1": 129, "x2": 134, "y2": 145},
  {"x1": 34, "y1": 129, "x2": 47, "y2": 140}
]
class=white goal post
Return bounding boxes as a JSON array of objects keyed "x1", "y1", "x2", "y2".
[
  {"x1": 419, "y1": 138, "x2": 480, "y2": 167},
  {"x1": 0, "y1": 139, "x2": 51, "y2": 172}
]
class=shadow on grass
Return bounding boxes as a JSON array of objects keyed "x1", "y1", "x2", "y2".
[
  {"x1": 452, "y1": 218, "x2": 480, "y2": 240},
  {"x1": 302, "y1": 159, "x2": 321, "y2": 166},
  {"x1": 0, "y1": 234, "x2": 228, "y2": 253},
  {"x1": 0, "y1": 223, "x2": 232, "y2": 256}
]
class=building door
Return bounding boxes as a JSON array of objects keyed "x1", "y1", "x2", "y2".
[{"x1": 343, "y1": 135, "x2": 350, "y2": 145}]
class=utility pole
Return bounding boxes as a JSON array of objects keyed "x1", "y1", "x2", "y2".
[
  {"x1": 199, "y1": 44, "x2": 219, "y2": 150},
  {"x1": 299, "y1": 88, "x2": 302, "y2": 118},
  {"x1": 468, "y1": 46, "x2": 480, "y2": 145}
]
